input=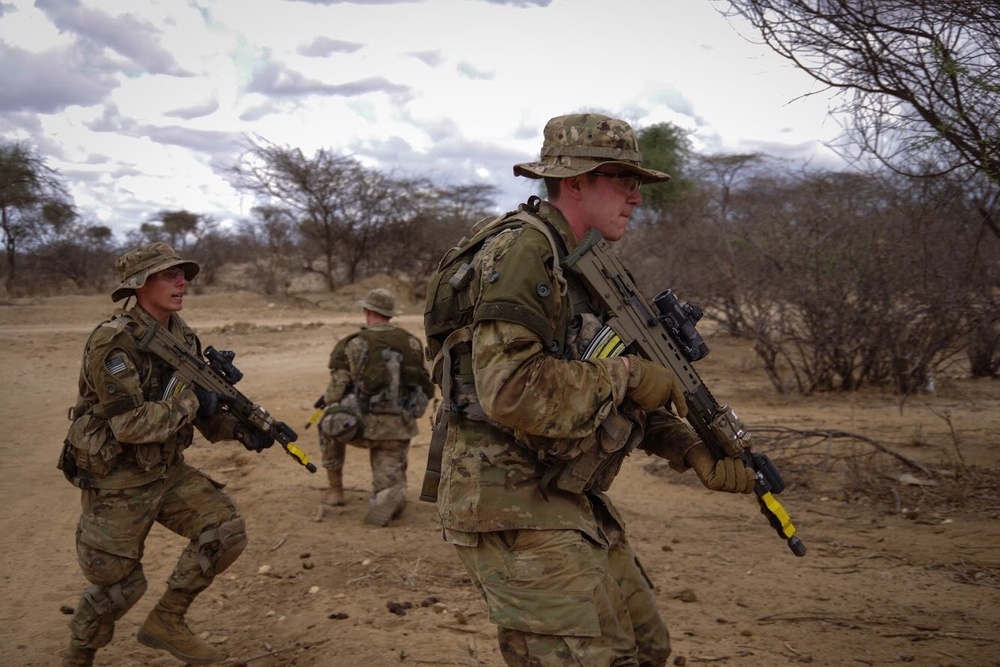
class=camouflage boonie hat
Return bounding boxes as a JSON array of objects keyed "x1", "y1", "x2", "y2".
[
  {"x1": 111, "y1": 242, "x2": 200, "y2": 302},
  {"x1": 358, "y1": 288, "x2": 396, "y2": 317},
  {"x1": 513, "y1": 113, "x2": 671, "y2": 184}
]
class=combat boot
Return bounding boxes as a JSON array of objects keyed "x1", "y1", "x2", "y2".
[
  {"x1": 63, "y1": 646, "x2": 95, "y2": 667},
  {"x1": 364, "y1": 487, "x2": 406, "y2": 527},
  {"x1": 322, "y1": 468, "x2": 345, "y2": 506},
  {"x1": 136, "y1": 588, "x2": 220, "y2": 665}
]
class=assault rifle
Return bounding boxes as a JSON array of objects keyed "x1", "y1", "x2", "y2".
[
  {"x1": 566, "y1": 229, "x2": 805, "y2": 557},
  {"x1": 132, "y1": 320, "x2": 316, "y2": 473}
]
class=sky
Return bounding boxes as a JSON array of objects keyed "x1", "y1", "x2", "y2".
[{"x1": 0, "y1": 0, "x2": 846, "y2": 238}]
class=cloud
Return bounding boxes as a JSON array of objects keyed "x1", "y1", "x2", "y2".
[
  {"x1": 0, "y1": 43, "x2": 118, "y2": 113},
  {"x1": 456, "y1": 61, "x2": 495, "y2": 81},
  {"x1": 248, "y1": 58, "x2": 411, "y2": 98},
  {"x1": 165, "y1": 98, "x2": 221, "y2": 120},
  {"x1": 83, "y1": 103, "x2": 241, "y2": 163},
  {"x1": 408, "y1": 50, "x2": 445, "y2": 67},
  {"x1": 297, "y1": 36, "x2": 365, "y2": 57},
  {"x1": 34, "y1": 0, "x2": 192, "y2": 76}
]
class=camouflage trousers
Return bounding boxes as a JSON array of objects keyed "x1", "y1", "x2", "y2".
[
  {"x1": 67, "y1": 461, "x2": 241, "y2": 651},
  {"x1": 452, "y1": 528, "x2": 670, "y2": 666},
  {"x1": 319, "y1": 436, "x2": 409, "y2": 497}
]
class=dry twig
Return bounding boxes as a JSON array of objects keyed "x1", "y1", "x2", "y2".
[{"x1": 754, "y1": 426, "x2": 932, "y2": 475}]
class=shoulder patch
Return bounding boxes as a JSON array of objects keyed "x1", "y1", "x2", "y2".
[{"x1": 105, "y1": 353, "x2": 128, "y2": 376}]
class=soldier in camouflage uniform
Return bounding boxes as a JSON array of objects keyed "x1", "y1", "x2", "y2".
[
  {"x1": 318, "y1": 288, "x2": 434, "y2": 526},
  {"x1": 60, "y1": 243, "x2": 274, "y2": 666},
  {"x1": 426, "y1": 114, "x2": 757, "y2": 666}
]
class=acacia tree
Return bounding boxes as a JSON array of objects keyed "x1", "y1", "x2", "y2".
[
  {"x1": 379, "y1": 181, "x2": 499, "y2": 298},
  {"x1": 231, "y1": 137, "x2": 408, "y2": 290},
  {"x1": 140, "y1": 209, "x2": 201, "y2": 251},
  {"x1": 236, "y1": 205, "x2": 302, "y2": 295},
  {"x1": 31, "y1": 212, "x2": 115, "y2": 290},
  {"x1": 720, "y1": 0, "x2": 1000, "y2": 238},
  {"x1": 0, "y1": 141, "x2": 74, "y2": 288}
]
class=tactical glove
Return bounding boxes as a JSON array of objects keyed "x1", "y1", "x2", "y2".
[
  {"x1": 193, "y1": 386, "x2": 220, "y2": 421},
  {"x1": 624, "y1": 356, "x2": 688, "y2": 417},
  {"x1": 685, "y1": 441, "x2": 755, "y2": 494},
  {"x1": 234, "y1": 424, "x2": 275, "y2": 452}
]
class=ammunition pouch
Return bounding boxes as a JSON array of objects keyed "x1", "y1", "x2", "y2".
[
  {"x1": 63, "y1": 413, "x2": 121, "y2": 480},
  {"x1": 541, "y1": 408, "x2": 645, "y2": 495}
]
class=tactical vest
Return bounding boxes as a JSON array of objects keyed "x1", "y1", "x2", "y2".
[
  {"x1": 420, "y1": 197, "x2": 643, "y2": 502},
  {"x1": 59, "y1": 310, "x2": 196, "y2": 489}
]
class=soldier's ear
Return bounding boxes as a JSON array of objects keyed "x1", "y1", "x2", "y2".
[{"x1": 562, "y1": 175, "x2": 586, "y2": 201}]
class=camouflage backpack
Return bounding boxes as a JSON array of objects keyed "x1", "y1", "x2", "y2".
[{"x1": 423, "y1": 197, "x2": 569, "y2": 385}]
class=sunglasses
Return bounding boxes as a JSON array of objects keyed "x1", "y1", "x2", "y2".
[{"x1": 591, "y1": 170, "x2": 642, "y2": 194}]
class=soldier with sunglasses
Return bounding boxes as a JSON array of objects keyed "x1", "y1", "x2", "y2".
[
  {"x1": 60, "y1": 243, "x2": 272, "y2": 666},
  {"x1": 424, "y1": 114, "x2": 755, "y2": 666}
]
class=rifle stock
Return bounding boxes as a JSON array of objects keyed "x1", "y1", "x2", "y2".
[
  {"x1": 133, "y1": 321, "x2": 316, "y2": 473},
  {"x1": 568, "y1": 230, "x2": 805, "y2": 557}
]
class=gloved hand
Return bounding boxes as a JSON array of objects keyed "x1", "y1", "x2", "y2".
[
  {"x1": 233, "y1": 424, "x2": 275, "y2": 452},
  {"x1": 685, "y1": 441, "x2": 755, "y2": 494},
  {"x1": 193, "y1": 386, "x2": 219, "y2": 421},
  {"x1": 624, "y1": 356, "x2": 688, "y2": 417}
]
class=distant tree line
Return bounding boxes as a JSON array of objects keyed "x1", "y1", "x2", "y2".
[{"x1": 2, "y1": 130, "x2": 996, "y2": 393}]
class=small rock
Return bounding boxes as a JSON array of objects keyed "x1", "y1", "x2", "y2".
[
  {"x1": 387, "y1": 600, "x2": 412, "y2": 616},
  {"x1": 309, "y1": 585, "x2": 320, "y2": 594},
  {"x1": 674, "y1": 589, "x2": 697, "y2": 603},
  {"x1": 258, "y1": 565, "x2": 271, "y2": 575},
  {"x1": 328, "y1": 612, "x2": 349, "y2": 620},
  {"x1": 673, "y1": 656, "x2": 687, "y2": 666},
  {"x1": 60, "y1": 605, "x2": 74, "y2": 615}
]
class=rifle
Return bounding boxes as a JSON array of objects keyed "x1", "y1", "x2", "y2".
[
  {"x1": 566, "y1": 229, "x2": 805, "y2": 557},
  {"x1": 132, "y1": 320, "x2": 317, "y2": 473},
  {"x1": 304, "y1": 396, "x2": 326, "y2": 430}
]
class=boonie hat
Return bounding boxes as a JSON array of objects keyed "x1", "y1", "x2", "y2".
[
  {"x1": 111, "y1": 242, "x2": 200, "y2": 302},
  {"x1": 359, "y1": 288, "x2": 396, "y2": 317},
  {"x1": 513, "y1": 113, "x2": 671, "y2": 184}
]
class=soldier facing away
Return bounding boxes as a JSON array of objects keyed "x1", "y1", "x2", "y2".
[
  {"x1": 317, "y1": 288, "x2": 434, "y2": 526},
  {"x1": 422, "y1": 113, "x2": 757, "y2": 665},
  {"x1": 60, "y1": 243, "x2": 274, "y2": 666}
]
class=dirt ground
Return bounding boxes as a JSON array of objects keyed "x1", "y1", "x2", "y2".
[{"x1": 1, "y1": 286, "x2": 998, "y2": 667}]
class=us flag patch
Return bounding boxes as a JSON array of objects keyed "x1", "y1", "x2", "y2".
[{"x1": 105, "y1": 354, "x2": 128, "y2": 376}]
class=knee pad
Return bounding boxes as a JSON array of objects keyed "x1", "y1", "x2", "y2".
[
  {"x1": 197, "y1": 516, "x2": 247, "y2": 575},
  {"x1": 70, "y1": 565, "x2": 147, "y2": 649},
  {"x1": 81, "y1": 566, "x2": 147, "y2": 619}
]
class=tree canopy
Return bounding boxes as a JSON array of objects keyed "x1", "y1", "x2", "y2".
[{"x1": 720, "y1": 0, "x2": 1000, "y2": 237}]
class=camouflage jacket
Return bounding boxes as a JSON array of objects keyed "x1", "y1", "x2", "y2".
[
  {"x1": 64, "y1": 306, "x2": 239, "y2": 489},
  {"x1": 436, "y1": 201, "x2": 699, "y2": 543},
  {"x1": 324, "y1": 323, "x2": 434, "y2": 441}
]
